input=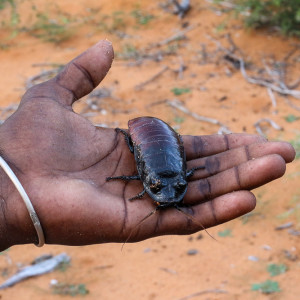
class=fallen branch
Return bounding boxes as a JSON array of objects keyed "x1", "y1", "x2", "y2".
[
  {"x1": 167, "y1": 99, "x2": 231, "y2": 134},
  {"x1": 79, "y1": 87, "x2": 122, "y2": 116},
  {"x1": 152, "y1": 25, "x2": 195, "y2": 48},
  {"x1": 283, "y1": 97, "x2": 300, "y2": 111},
  {"x1": 239, "y1": 59, "x2": 300, "y2": 99},
  {"x1": 0, "y1": 253, "x2": 70, "y2": 289},
  {"x1": 288, "y1": 76, "x2": 300, "y2": 90},
  {"x1": 178, "y1": 288, "x2": 227, "y2": 300},
  {"x1": 267, "y1": 87, "x2": 277, "y2": 113},
  {"x1": 262, "y1": 58, "x2": 286, "y2": 89},
  {"x1": 135, "y1": 66, "x2": 169, "y2": 90},
  {"x1": 207, "y1": 34, "x2": 300, "y2": 100},
  {"x1": 176, "y1": 55, "x2": 185, "y2": 79},
  {"x1": 26, "y1": 68, "x2": 62, "y2": 89},
  {"x1": 254, "y1": 118, "x2": 283, "y2": 136},
  {"x1": 0, "y1": 104, "x2": 18, "y2": 124}
]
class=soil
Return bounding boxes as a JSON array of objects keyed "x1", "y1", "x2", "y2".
[{"x1": 0, "y1": 1, "x2": 300, "y2": 299}]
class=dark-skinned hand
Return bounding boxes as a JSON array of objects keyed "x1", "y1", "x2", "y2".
[{"x1": 0, "y1": 40, "x2": 295, "y2": 250}]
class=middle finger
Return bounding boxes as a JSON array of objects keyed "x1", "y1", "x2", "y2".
[
  {"x1": 184, "y1": 154, "x2": 286, "y2": 205},
  {"x1": 187, "y1": 141, "x2": 293, "y2": 180}
]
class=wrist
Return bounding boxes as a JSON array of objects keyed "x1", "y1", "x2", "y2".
[{"x1": 0, "y1": 158, "x2": 37, "y2": 250}]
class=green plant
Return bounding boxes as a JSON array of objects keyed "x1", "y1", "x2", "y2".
[
  {"x1": 97, "y1": 11, "x2": 126, "y2": 33},
  {"x1": 27, "y1": 10, "x2": 73, "y2": 43},
  {"x1": 171, "y1": 87, "x2": 191, "y2": 95},
  {"x1": 217, "y1": 228, "x2": 232, "y2": 237},
  {"x1": 111, "y1": 11, "x2": 126, "y2": 30},
  {"x1": 174, "y1": 116, "x2": 185, "y2": 124},
  {"x1": 56, "y1": 260, "x2": 71, "y2": 272},
  {"x1": 251, "y1": 280, "x2": 280, "y2": 294},
  {"x1": 51, "y1": 282, "x2": 89, "y2": 296},
  {"x1": 131, "y1": 9, "x2": 154, "y2": 25},
  {"x1": 116, "y1": 43, "x2": 140, "y2": 60},
  {"x1": 0, "y1": 0, "x2": 19, "y2": 34},
  {"x1": 214, "y1": 0, "x2": 300, "y2": 37},
  {"x1": 267, "y1": 263, "x2": 287, "y2": 276},
  {"x1": 290, "y1": 135, "x2": 300, "y2": 159},
  {"x1": 285, "y1": 114, "x2": 300, "y2": 123},
  {"x1": 240, "y1": 211, "x2": 260, "y2": 224}
]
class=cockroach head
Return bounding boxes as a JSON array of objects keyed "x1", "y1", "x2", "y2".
[{"x1": 143, "y1": 170, "x2": 188, "y2": 204}]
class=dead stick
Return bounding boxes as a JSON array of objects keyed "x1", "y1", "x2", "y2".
[
  {"x1": 207, "y1": 34, "x2": 300, "y2": 99},
  {"x1": 283, "y1": 97, "x2": 300, "y2": 111},
  {"x1": 135, "y1": 66, "x2": 169, "y2": 90},
  {"x1": 267, "y1": 87, "x2": 277, "y2": 110},
  {"x1": 262, "y1": 58, "x2": 286, "y2": 89},
  {"x1": 178, "y1": 289, "x2": 227, "y2": 300},
  {"x1": 167, "y1": 99, "x2": 231, "y2": 133},
  {"x1": 153, "y1": 25, "x2": 195, "y2": 48},
  {"x1": 254, "y1": 118, "x2": 283, "y2": 136},
  {"x1": 239, "y1": 59, "x2": 300, "y2": 99},
  {"x1": 288, "y1": 76, "x2": 300, "y2": 90}
]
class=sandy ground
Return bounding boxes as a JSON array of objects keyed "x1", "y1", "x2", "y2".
[{"x1": 0, "y1": 0, "x2": 300, "y2": 299}]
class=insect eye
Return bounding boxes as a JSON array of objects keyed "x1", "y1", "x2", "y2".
[
  {"x1": 176, "y1": 181, "x2": 187, "y2": 191},
  {"x1": 149, "y1": 178, "x2": 163, "y2": 193},
  {"x1": 150, "y1": 184, "x2": 161, "y2": 193}
]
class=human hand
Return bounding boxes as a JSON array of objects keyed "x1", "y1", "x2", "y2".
[{"x1": 0, "y1": 40, "x2": 295, "y2": 249}]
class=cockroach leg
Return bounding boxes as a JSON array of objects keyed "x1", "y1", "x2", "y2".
[
  {"x1": 129, "y1": 189, "x2": 146, "y2": 201},
  {"x1": 186, "y1": 165, "x2": 205, "y2": 178},
  {"x1": 116, "y1": 128, "x2": 134, "y2": 153},
  {"x1": 106, "y1": 175, "x2": 140, "y2": 181}
]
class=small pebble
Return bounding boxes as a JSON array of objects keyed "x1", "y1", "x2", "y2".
[
  {"x1": 50, "y1": 279, "x2": 58, "y2": 286},
  {"x1": 187, "y1": 249, "x2": 199, "y2": 256},
  {"x1": 275, "y1": 222, "x2": 293, "y2": 230},
  {"x1": 196, "y1": 233, "x2": 203, "y2": 240},
  {"x1": 262, "y1": 245, "x2": 272, "y2": 251},
  {"x1": 248, "y1": 255, "x2": 259, "y2": 262}
]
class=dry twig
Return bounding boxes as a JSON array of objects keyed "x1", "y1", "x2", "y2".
[
  {"x1": 0, "y1": 104, "x2": 18, "y2": 124},
  {"x1": 207, "y1": 34, "x2": 300, "y2": 100},
  {"x1": 152, "y1": 25, "x2": 195, "y2": 48},
  {"x1": 178, "y1": 288, "x2": 227, "y2": 300},
  {"x1": 254, "y1": 118, "x2": 283, "y2": 136},
  {"x1": 167, "y1": 99, "x2": 231, "y2": 134},
  {"x1": 26, "y1": 68, "x2": 62, "y2": 89},
  {"x1": 267, "y1": 87, "x2": 277, "y2": 113},
  {"x1": 176, "y1": 56, "x2": 185, "y2": 79},
  {"x1": 135, "y1": 66, "x2": 169, "y2": 90},
  {"x1": 239, "y1": 59, "x2": 300, "y2": 99}
]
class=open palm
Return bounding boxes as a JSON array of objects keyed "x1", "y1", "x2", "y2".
[{"x1": 0, "y1": 40, "x2": 295, "y2": 249}]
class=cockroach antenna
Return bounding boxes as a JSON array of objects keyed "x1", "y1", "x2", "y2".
[
  {"x1": 175, "y1": 206, "x2": 218, "y2": 242},
  {"x1": 121, "y1": 208, "x2": 158, "y2": 251}
]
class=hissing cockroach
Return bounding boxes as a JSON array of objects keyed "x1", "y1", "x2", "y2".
[{"x1": 106, "y1": 116, "x2": 205, "y2": 209}]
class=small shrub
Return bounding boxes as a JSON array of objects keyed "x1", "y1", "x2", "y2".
[
  {"x1": 51, "y1": 282, "x2": 89, "y2": 296},
  {"x1": 215, "y1": 0, "x2": 300, "y2": 37},
  {"x1": 28, "y1": 11, "x2": 73, "y2": 43},
  {"x1": 267, "y1": 263, "x2": 287, "y2": 277},
  {"x1": 0, "y1": 0, "x2": 19, "y2": 31},
  {"x1": 171, "y1": 87, "x2": 191, "y2": 95},
  {"x1": 251, "y1": 280, "x2": 280, "y2": 294},
  {"x1": 290, "y1": 135, "x2": 300, "y2": 159},
  {"x1": 130, "y1": 9, "x2": 154, "y2": 25}
]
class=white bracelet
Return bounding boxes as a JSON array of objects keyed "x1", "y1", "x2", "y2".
[{"x1": 0, "y1": 156, "x2": 45, "y2": 247}]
